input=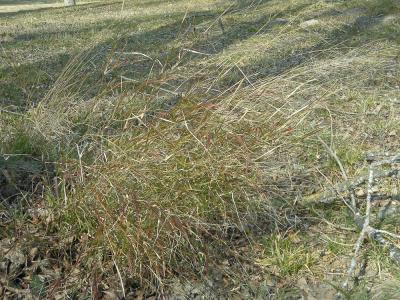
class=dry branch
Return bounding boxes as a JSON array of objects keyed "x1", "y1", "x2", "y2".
[
  {"x1": 343, "y1": 168, "x2": 374, "y2": 290},
  {"x1": 304, "y1": 169, "x2": 400, "y2": 204},
  {"x1": 313, "y1": 146, "x2": 400, "y2": 295}
]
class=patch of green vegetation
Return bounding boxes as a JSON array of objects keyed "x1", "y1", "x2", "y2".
[
  {"x1": 259, "y1": 234, "x2": 316, "y2": 277},
  {"x1": 326, "y1": 240, "x2": 346, "y2": 255},
  {"x1": 345, "y1": 0, "x2": 400, "y2": 15},
  {"x1": 30, "y1": 275, "x2": 47, "y2": 299},
  {"x1": 331, "y1": 143, "x2": 363, "y2": 170}
]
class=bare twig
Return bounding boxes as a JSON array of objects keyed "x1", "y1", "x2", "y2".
[
  {"x1": 371, "y1": 193, "x2": 400, "y2": 202},
  {"x1": 304, "y1": 169, "x2": 400, "y2": 204},
  {"x1": 113, "y1": 258, "x2": 126, "y2": 298},
  {"x1": 342, "y1": 168, "x2": 373, "y2": 290},
  {"x1": 366, "y1": 153, "x2": 400, "y2": 164},
  {"x1": 318, "y1": 136, "x2": 357, "y2": 211},
  {"x1": 375, "y1": 229, "x2": 400, "y2": 240},
  {"x1": 315, "y1": 148, "x2": 400, "y2": 295}
]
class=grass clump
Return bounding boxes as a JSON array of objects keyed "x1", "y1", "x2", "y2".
[
  {"x1": 258, "y1": 233, "x2": 316, "y2": 277},
  {"x1": 34, "y1": 73, "x2": 308, "y2": 288}
]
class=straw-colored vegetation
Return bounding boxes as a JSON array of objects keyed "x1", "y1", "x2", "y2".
[{"x1": 1, "y1": 0, "x2": 400, "y2": 298}]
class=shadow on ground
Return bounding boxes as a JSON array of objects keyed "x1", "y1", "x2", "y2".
[
  {"x1": 0, "y1": 1, "x2": 122, "y2": 17},
  {"x1": 0, "y1": 0, "x2": 392, "y2": 109}
]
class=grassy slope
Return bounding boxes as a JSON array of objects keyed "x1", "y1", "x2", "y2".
[{"x1": 1, "y1": 0, "x2": 400, "y2": 298}]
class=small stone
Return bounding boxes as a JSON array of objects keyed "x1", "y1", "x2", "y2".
[
  {"x1": 29, "y1": 247, "x2": 39, "y2": 260},
  {"x1": 300, "y1": 19, "x2": 320, "y2": 28},
  {"x1": 271, "y1": 18, "x2": 288, "y2": 25},
  {"x1": 372, "y1": 103, "x2": 382, "y2": 114},
  {"x1": 355, "y1": 189, "x2": 365, "y2": 197},
  {"x1": 389, "y1": 130, "x2": 397, "y2": 137}
]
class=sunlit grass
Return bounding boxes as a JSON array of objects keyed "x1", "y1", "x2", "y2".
[{"x1": 1, "y1": 0, "x2": 400, "y2": 296}]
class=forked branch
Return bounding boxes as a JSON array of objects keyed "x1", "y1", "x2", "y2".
[{"x1": 315, "y1": 143, "x2": 400, "y2": 294}]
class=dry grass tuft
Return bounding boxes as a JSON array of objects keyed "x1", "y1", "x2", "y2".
[{"x1": 13, "y1": 39, "x2": 313, "y2": 287}]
